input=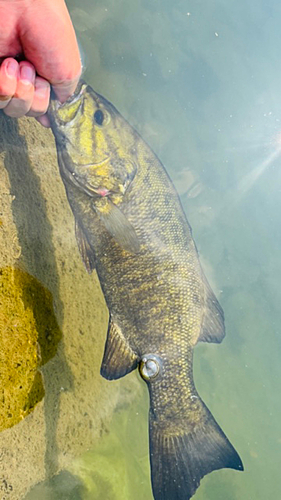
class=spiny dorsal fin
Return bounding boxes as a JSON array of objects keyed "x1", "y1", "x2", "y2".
[
  {"x1": 91, "y1": 197, "x2": 140, "y2": 254},
  {"x1": 198, "y1": 276, "x2": 225, "y2": 343},
  {"x1": 100, "y1": 316, "x2": 139, "y2": 380},
  {"x1": 75, "y1": 220, "x2": 96, "y2": 273}
]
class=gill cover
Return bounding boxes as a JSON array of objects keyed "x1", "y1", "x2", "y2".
[{"x1": 50, "y1": 81, "x2": 140, "y2": 254}]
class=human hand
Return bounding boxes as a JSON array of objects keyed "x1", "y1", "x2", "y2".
[{"x1": 0, "y1": 0, "x2": 81, "y2": 126}]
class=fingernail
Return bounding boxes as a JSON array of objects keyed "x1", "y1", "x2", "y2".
[
  {"x1": 0, "y1": 95, "x2": 11, "y2": 101},
  {"x1": 20, "y1": 65, "x2": 34, "y2": 84},
  {"x1": 5, "y1": 60, "x2": 18, "y2": 78},
  {"x1": 35, "y1": 80, "x2": 50, "y2": 99}
]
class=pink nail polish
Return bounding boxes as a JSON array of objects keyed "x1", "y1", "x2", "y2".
[{"x1": 5, "y1": 60, "x2": 18, "y2": 78}]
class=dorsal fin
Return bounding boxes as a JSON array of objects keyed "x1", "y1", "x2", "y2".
[
  {"x1": 100, "y1": 316, "x2": 139, "y2": 380},
  {"x1": 198, "y1": 276, "x2": 225, "y2": 344},
  {"x1": 75, "y1": 220, "x2": 96, "y2": 273}
]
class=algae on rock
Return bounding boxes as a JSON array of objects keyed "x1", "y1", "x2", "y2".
[{"x1": 0, "y1": 266, "x2": 62, "y2": 431}]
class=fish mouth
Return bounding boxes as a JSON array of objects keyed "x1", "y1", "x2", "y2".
[
  {"x1": 58, "y1": 151, "x2": 113, "y2": 198},
  {"x1": 71, "y1": 171, "x2": 111, "y2": 198},
  {"x1": 48, "y1": 79, "x2": 87, "y2": 122}
]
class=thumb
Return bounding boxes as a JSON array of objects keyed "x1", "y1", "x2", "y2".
[
  {"x1": 20, "y1": 0, "x2": 82, "y2": 102},
  {"x1": 52, "y1": 72, "x2": 81, "y2": 103}
]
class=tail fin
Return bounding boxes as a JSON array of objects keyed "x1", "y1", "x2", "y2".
[{"x1": 149, "y1": 398, "x2": 243, "y2": 500}]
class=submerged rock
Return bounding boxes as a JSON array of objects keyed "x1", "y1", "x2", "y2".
[
  {"x1": 0, "y1": 266, "x2": 61, "y2": 431},
  {"x1": 0, "y1": 112, "x2": 122, "y2": 499}
]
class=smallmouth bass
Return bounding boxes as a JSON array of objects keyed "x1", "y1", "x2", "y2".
[{"x1": 48, "y1": 81, "x2": 243, "y2": 500}]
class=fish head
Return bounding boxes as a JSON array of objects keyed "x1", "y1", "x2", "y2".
[{"x1": 48, "y1": 80, "x2": 137, "y2": 199}]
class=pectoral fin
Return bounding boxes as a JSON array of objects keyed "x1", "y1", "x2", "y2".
[
  {"x1": 100, "y1": 315, "x2": 139, "y2": 380},
  {"x1": 92, "y1": 197, "x2": 140, "y2": 254},
  {"x1": 75, "y1": 220, "x2": 96, "y2": 273}
]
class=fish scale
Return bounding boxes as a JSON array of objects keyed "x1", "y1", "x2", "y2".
[{"x1": 48, "y1": 80, "x2": 243, "y2": 500}]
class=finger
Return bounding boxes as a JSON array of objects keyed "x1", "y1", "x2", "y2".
[
  {"x1": 0, "y1": 58, "x2": 19, "y2": 109},
  {"x1": 52, "y1": 73, "x2": 80, "y2": 103},
  {"x1": 4, "y1": 61, "x2": 35, "y2": 118},
  {"x1": 27, "y1": 76, "x2": 50, "y2": 117},
  {"x1": 20, "y1": 0, "x2": 82, "y2": 102},
  {"x1": 36, "y1": 114, "x2": 51, "y2": 128}
]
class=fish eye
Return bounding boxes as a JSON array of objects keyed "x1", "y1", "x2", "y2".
[{"x1": 94, "y1": 109, "x2": 105, "y2": 125}]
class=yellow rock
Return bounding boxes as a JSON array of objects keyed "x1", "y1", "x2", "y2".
[{"x1": 0, "y1": 266, "x2": 61, "y2": 431}]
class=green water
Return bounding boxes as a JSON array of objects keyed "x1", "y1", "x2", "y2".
[{"x1": 34, "y1": 0, "x2": 281, "y2": 498}]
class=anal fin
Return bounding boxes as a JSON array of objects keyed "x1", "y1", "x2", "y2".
[
  {"x1": 100, "y1": 315, "x2": 139, "y2": 380},
  {"x1": 75, "y1": 220, "x2": 96, "y2": 274},
  {"x1": 199, "y1": 276, "x2": 225, "y2": 344}
]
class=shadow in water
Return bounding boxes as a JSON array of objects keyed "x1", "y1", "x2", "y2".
[
  {"x1": 24, "y1": 470, "x2": 86, "y2": 500},
  {"x1": 0, "y1": 112, "x2": 73, "y2": 478}
]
